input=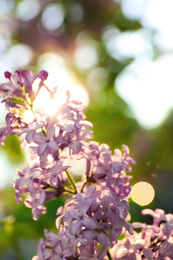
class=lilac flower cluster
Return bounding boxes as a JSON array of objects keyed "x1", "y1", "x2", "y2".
[
  {"x1": 0, "y1": 69, "x2": 93, "y2": 220},
  {"x1": 1, "y1": 69, "x2": 173, "y2": 260},
  {"x1": 108, "y1": 208, "x2": 173, "y2": 259}
]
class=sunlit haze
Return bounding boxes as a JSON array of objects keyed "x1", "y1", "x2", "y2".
[
  {"x1": 115, "y1": 0, "x2": 173, "y2": 128},
  {"x1": 24, "y1": 53, "x2": 89, "y2": 123},
  {"x1": 116, "y1": 54, "x2": 173, "y2": 128}
]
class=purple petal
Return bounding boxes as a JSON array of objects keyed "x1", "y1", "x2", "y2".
[
  {"x1": 48, "y1": 140, "x2": 59, "y2": 150},
  {"x1": 82, "y1": 217, "x2": 97, "y2": 229},
  {"x1": 26, "y1": 131, "x2": 34, "y2": 143},
  {"x1": 39, "y1": 70, "x2": 48, "y2": 81},
  {"x1": 114, "y1": 148, "x2": 122, "y2": 161},
  {"x1": 71, "y1": 220, "x2": 82, "y2": 235},
  {"x1": 122, "y1": 144, "x2": 129, "y2": 154},
  {"x1": 142, "y1": 246, "x2": 153, "y2": 260},
  {"x1": 33, "y1": 132, "x2": 45, "y2": 143},
  {"x1": 4, "y1": 71, "x2": 12, "y2": 79},
  {"x1": 116, "y1": 248, "x2": 128, "y2": 258},
  {"x1": 38, "y1": 143, "x2": 47, "y2": 155},
  {"x1": 47, "y1": 125, "x2": 55, "y2": 139},
  {"x1": 97, "y1": 232, "x2": 109, "y2": 247}
]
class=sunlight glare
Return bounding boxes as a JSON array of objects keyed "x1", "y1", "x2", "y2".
[
  {"x1": 38, "y1": 53, "x2": 89, "y2": 105},
  {"x1": 34, "y1": 86, "x2": 67, "y2": 115},
  {"x1": 24, "y1": 54, "x2": 89, "y2": 123}
]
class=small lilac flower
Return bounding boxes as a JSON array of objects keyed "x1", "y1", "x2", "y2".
[
  {"x1": 32, "y1": 239, "x2": 53, "y2": 260},
  {"x1": 112, "y1": 145, "x2": 136, "y2": 174},
  {"x1": 47, "y1": 159, "x2": 70, "y2": 187},
  {"x1": 39, "y1": 70, "x2": 48, "y2": 81},
  {"x1": 0, "y1": 72, "x2": 26, "y2": 101},
  {"x1": 113, "y1": 238, "x2": 146, "y2": 259},
  {"x1": 24, "y1": 182, "x2": 46, "y2": 220},
  {"x1": 4, "y1": 71, "x2": 12, "y2": 79},
  {"x1": 33, "y1": 125, "x2": 59, "y2": 156},
  {"x1": 20, "y1": 120, "x2": 45, "y2": 144},
  {"x1": 80, "y1": 244, "x2": 107, "y2": 260},
  {"x1": 16, "y1": 163, "x2": 42, "y2": 186},
  {"x1": 0, "y1": 125, "x2": 8, "y2": 146}
]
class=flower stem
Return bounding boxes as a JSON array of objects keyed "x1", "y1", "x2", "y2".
[
  {"x1": 107, "y1": 249, "x2": 113, "y2": 260},
  {"x1": 80, "y1": 181, "x2": 87, "y2": 192},
  {"x1": 65, "y1": 170, "x2": 77, "y2": 194},
  {"x1": 63, "y1": 188, "x2": 77, "y2": 194}
]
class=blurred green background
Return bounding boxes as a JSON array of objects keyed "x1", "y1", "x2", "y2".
[{"x1": 1, "y1": 0, "x2": 173, "y2": 259}]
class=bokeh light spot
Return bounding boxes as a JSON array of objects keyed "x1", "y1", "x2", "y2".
[
  {"x1": 105, "y1": 29, "x2": 151, "y2": 60},
  {"x1": 7, "y1": 44, "x2": 33, "y2": 68},
  {"x1": 0, "y1": 0, "x2": 14, "y2": 16},
  {"x1": 41, "y1": 4, "x2": 64, "y2": 31},
  {"x1": 131, "y1": 181, "x2": 155, "y2": 206},
  {"x1": 67, "y1": 3, "x2": 84, "y2": 22},
  {"x1": 74, "y1": 43, "x2": 98, "y2": 70},
  {"x1": 87, "y1": 67, "x2": 109, "y2": 90},
  {"x1": 0, "y1": 34, "x2": 6, "y2": 53},
  {"x1": 16, "y1": 0, "x2": 40, "y2": 21}
]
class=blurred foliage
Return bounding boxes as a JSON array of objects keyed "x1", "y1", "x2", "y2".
[
  {"x1": 85, "y1": 89, "x2": 139, "y2": 149},
  {"x1": 1, "y1": 135, "x2": 25, "y2": 164},
  {"x1": 0, "y1": 188, "x2": 64, "y2": 260},
  {"x1": 1, "y1": 0, "x2": 173, "y2": 258}
]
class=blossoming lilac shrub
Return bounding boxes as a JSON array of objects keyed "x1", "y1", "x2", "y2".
[{"x1": 1, "y1": 69, "x2": 173, "y2": 260}]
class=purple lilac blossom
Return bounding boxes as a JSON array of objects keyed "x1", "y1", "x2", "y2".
[
  {"x1": 0, "y1": 69, "x2": 136, "y2": 259},
  {"x1": 108, "y1": 209, "x2": 173, "y2": 259},
  {"x1": 3, "y1": 69, "x2": 173, "y2": 259}
]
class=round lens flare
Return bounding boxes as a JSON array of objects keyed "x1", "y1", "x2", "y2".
[{"x1": 131, "y1": 181, "x2": 155, "y2": 206}]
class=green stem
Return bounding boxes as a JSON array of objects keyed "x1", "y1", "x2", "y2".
[
  {"x1": 27, "y1": 101, "x2": 39, "y2": 121},
  {"x1": 30, "y1": 105, "x2": 38, "y2": 120},
  {"x1": 24, "y1": 94, "x2": 38, "y2": 121},
  {"x1": 80, "y1": 180, "x2": 87, "y2": 192},
  {"x1": 107, "y1": 249, "x2": 113, "y2": 260},
  {"x1": 65, "y1": 170, "x2": 77, "y2": 194},
  {"x1": 63, "y1": 188, "x2": 77, "y2": 194}
]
